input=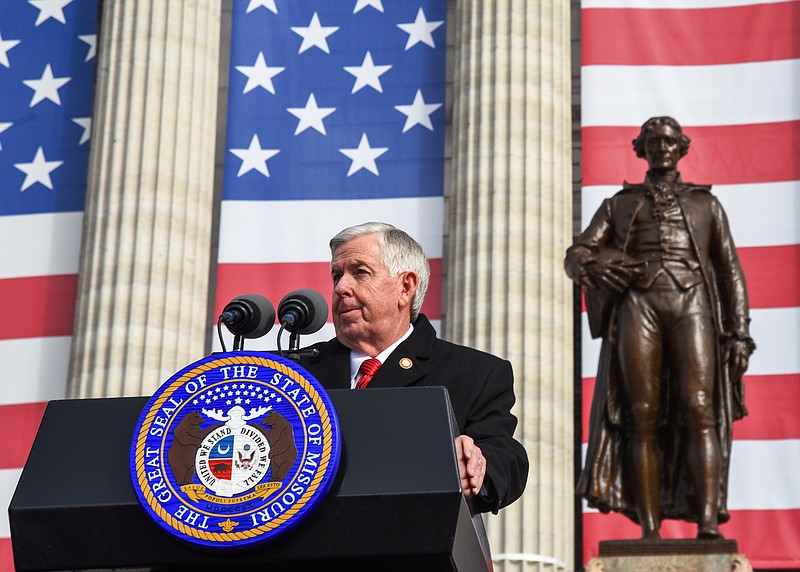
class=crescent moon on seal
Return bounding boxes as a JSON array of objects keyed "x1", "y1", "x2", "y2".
[{"x1": 218, "y1": 445, "x2": 231, "y2": 454}]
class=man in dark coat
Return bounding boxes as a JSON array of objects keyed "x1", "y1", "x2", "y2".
[
  {"x1": 565, "y1": 117, "x2": 754, "y2": 539},
  {"x1": 299, "y1": 222, "x2": 528, "y2": 513}
]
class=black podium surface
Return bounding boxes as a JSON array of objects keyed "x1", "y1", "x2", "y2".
[{"x1": 9, "y1": 387, "x2": 492, "y2": 572}]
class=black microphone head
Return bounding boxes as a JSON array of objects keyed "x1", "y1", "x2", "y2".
[
  {"x1": 278, "y1": 288, "x2": 328, "y2": 335},
  {"x1": 220, "y1": 293, "x2": 275, "y2": 339}
]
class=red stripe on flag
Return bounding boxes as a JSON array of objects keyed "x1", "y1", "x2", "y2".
[
  {"x1": 734, "y1": 374, "x2": 800, "y2": 441},
  {"x1": 578, "y1": 244, "x2": 800, "y2": 311},
  {"x1": 0, "y1": 538, "x2": 14, "y2": 572},
  {"x1": 0, "y1": 275, "x2": 77, "y2": 341},
  {"x1": 739, "y1": 245, "x2": 800, "y2": 309},
  {"x1": 0, "y1": 402, "x2": 48, "y2": 469},
  {"x1": 582, "y1": 373, "x2": 800, "y2": 443},
  {"x1": 215, "y1": 258, "x2": 443, "y2": 322},
  {"x1": 583, "y1": 509, "x2": 800, "y2": 569},
  {"x1": 215, "y1": 261, "x2": 331, "y2": 321},
  {"x1": 583, "y1": 3, "x2": 800, "y2": 66},
  {"x1": 582, "y1": 121, "x2": 800, "y2": 187},
  {"x1": 580, "y1": 377, "x2": 592, "y2": 443}
]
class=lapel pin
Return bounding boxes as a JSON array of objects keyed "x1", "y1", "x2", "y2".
[{"x1": 399, "y1": 357, "x2": 413, "y2": 370}]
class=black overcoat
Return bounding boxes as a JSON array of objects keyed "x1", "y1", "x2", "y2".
[{"x1": 298, "y1": 314, "x2": 529, "y2": 513}]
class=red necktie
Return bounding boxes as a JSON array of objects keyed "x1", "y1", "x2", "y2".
[{"x1": 356, "y1": 358, "x2": 382, "y2": 389}]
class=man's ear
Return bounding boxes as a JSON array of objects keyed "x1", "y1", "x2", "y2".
[{"x1": 398, "y1": 271, "x2": 419, "y2": 309}]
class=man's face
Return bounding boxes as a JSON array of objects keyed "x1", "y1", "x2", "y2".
[
  {"x1": 330, "y1": 234, "x2": 416, "y2": 354},
  {"x1": 644, "y1": 123, "x2": 682, "y2": 172}
]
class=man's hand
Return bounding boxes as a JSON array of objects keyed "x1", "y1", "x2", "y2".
[{"x1": 455, "y1": 435, "x2": 485, "y2": 497}]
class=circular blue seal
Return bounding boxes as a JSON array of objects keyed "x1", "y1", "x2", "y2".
[{"x1": 130, "y1": 351, "x2": 341, "y2": 550}]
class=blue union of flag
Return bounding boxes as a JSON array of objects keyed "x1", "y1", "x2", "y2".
[{"x1": 222, "y1": 0, "x2": 446, "y2": 201}]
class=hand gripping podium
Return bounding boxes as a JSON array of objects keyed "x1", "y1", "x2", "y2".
[{"x1": 9, "y1": 387, "x2": 493, "y2": 571}]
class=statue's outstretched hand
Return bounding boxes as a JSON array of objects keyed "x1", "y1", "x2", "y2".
[{"x1": 582, "y1": 250, "x2": 645, "y2": 293}]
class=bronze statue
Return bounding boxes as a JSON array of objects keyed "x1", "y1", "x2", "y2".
[{"x1": 565, "y1": 116, "x2": 755, "y2": 540}]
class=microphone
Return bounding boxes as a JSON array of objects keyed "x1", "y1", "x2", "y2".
[
  {"x1": 219, "y1": 294, "x2": 275, "y2": 339},
  {"x1": 278, "y1": 289, "x2": 328, "y2": 335}
]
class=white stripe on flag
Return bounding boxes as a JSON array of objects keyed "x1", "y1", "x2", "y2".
[
  {"x1": 0, "y1": 212, "x2": 83, "y2": 279},
  {"x1": 582, "y1": 306, "x2": 800, "y2": 379},
  {"x1": 747, "y1": 307, "x2": 800, "y2": 377},
  {"x1": 218, "y1": 197, "x2": 445, "y2": 263},
  {"x1": 0, "y1": 337, "x2": 70, "y2": 405},
  {"x1": 582, "y1": 439, "x2": 800, "y2": 512},
  {"x1": 582, "y1": 59, "x2": 800, "y2": 127},
  {"x1": 0, "y1": 468, "x2": 22, "y2": 537},
  {"x1": 211, "y1": 323, "x2": 336, "y2": 354},
  {"x1": 729, "y1": 439, "x2": 800, "y2": 510},
  {"x1": 581, "y1": 181, "x2": 800, "y2": 248},
  {"x1": 210, "y1": 319, "x2": 442, "y2": 354}
]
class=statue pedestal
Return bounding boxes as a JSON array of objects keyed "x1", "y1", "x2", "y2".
[{"x1": 586, "y1": 539, "x2": 753, "y2": 572}]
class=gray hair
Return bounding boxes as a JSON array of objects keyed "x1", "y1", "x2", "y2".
[{"x1": 329, "y1": 222, "x2": 430, "y2": 321}]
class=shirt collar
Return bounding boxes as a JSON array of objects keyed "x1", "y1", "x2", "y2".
[{"x1": 348, "y1": 323, "x2": 414, "y2": 388}]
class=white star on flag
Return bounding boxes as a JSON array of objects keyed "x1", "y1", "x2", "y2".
[
  {"x1": 353, "y1": 0, "x2": 383, "y2": 13},
  {"x1": 236, "y1": 52, "x2": 285, "y2": 94},
  {"x1": 287, "y1": 93, "x2": 336, "y2": 135},
  {"x1": 72, "y1": 117, "x2": 91, "y2": 145},
  {"x1": 0, "y1": 32, "x2": 21, "y2": 68},
  {"x1": 29, "y1": 0, "x2": 75, "y2": 27},
  {"x1": 397, "y1": 8, "x2": 444, "y2": 50},
  {"x1": 23, "y1": 64, "x2": 71, "y2": 107},
  {"x1": 230, "y1": 134, "x2": 280, "y2": 177},
  {"x1": 394, "y1": 89, "x2": 442, "y2": 132},
  {"x1": 291, "y1": 12, "x2": 339, "y2": 54},
  {"x1": 339, "y1": 133, "x2": 388, "y2": 176},
  {"x1": 78, "y1": 34, "x2": 96, "y2": 61},
  {"x1": 344, "y1": 51, "x2": 392, "y2": 94},
  {"x1": 0, "y1": 122, "x2": 12, "y2": 150},
  {"x1": 14, "y1": 147, "x2": 63, "y2": 191},
  {"x1": 246, "y1": 0, "x2": 277, "y2": 14}
]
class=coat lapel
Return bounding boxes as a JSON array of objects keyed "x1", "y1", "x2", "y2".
[
  {"x1": 306, "y1": 340, "x2": 351, "y2": 390},
  {"x1": 367, "y1": 315, "x2": 437, "y2": 389},
  {"x1": 369, "y1": 351, "x2": 425, "y2": 388},
  {"x1": 615, "y1": 187, "x2": 646, "y2": 252},
  {"x1": 305, "y1": 315, "x2": 438, "y2": 389}
]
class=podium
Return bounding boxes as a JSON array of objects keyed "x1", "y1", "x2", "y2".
[{"x1": 9, "y1": 387, "x2": 492, "y2": 571}]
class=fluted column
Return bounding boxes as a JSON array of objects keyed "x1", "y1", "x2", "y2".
[
  {"x1": 68, "y1": 1, "x2": 221, "y2": 398},
  {"x1": 446, "y1": 1, "x2": 573, "y2": 570}
]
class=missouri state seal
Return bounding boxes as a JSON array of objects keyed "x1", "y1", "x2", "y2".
[{"x1": 130, "y1": 351, "x2": 341, "y2": 549}]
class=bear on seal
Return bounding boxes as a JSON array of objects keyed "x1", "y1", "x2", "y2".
[
  {"x1": 259, "y1": 411, "x2": 297, "y2": 481},
  {"x1": 168, "y1": 411, "x2": 219, "y2": 485}
]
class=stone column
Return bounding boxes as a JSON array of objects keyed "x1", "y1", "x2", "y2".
[
  {"x1": 68, "y1": 1, "x2": 221, "y2": 398},
  {"x1": 446, "y1": 0, "x2": 574, "y2": 570}
]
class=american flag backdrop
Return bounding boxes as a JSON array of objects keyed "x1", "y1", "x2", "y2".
[
  {"x1": 0, "y1": 1, "x2": 96, "y2": 570},
  {"x1": 5, "y1": 0, "x2": 798, "y2": 569},
  {"x1": 213, "y1": 0, "x2": 447, "y2": 352},
  {"x1": 580, "y1": 0, "x2": 800, "y2": 567}
]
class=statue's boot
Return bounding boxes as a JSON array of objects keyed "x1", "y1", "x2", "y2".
[
  {"x1": 695, "y1": 428, "x2": 723, "y2": 540},
  {"x1": 697, "y1": 523, "x2": 724, "y2": 540},
  {"x1": 630, "y1": 433, "x2": 661, "y2": 541},
  {"x1": 641, "y1": 525, "x2": 661, "y2": 541},
  {"x1": 697, "y1": 505, "x2": 723, "y2": 540}
]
